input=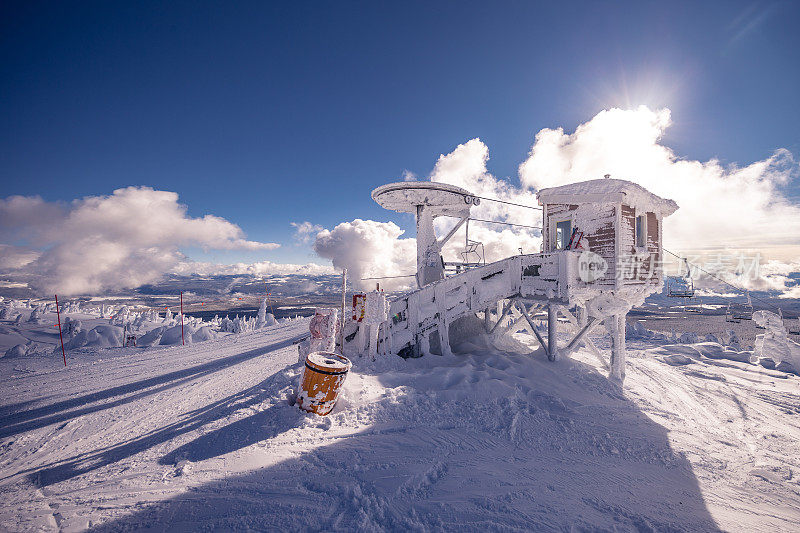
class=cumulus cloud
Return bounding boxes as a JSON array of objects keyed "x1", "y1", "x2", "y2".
[
  {"x1": 291, "y1": 221, "x2": 324, "y2": 244},
  {"x1": 0, "y1": 187, "x2": 280, "y2": 295},
  {"x1": 740, "y1": 258, "x2": 800, "y2": 296},
  {"x1": 313, "y1": 219, "x2": 417, "y2": 290},
  {"x1": 518, "y1": 105, "x2": 800, "y2": 251},
  {"x1": 429, "y1": 138, "x2": 542, "y2": 260}
]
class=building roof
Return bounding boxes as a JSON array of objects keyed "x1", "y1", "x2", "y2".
[{"x1": 536, "y1": 178, "x2": 678, "y2": 216}]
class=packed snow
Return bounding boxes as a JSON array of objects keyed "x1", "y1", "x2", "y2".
[{"x1": 0, "y1": 299, "x2": 799, "y2": 531}]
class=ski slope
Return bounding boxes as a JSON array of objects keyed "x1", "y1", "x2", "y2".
[{"x1": 1, "y1": 321, "x2": 799, "y2": 531}]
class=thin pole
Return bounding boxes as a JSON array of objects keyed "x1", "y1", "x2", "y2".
[
  {"x1": 264, "y1": 281, "x2": 275, "y2": 315},
  {"x1": 180, "y1": 291, "x2": 184, "y2": 346},
  {"x1": 54, "y1": 295, "x2": 66, "y2": 366},
  {"x1": 340, "y1": 268, "x2": 347, "y2": 354}
]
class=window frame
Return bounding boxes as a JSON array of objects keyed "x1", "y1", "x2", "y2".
[
  {"x1": 551, "y1": 216, "x2": 574, "y2": 251},
  {"x1": 635, "y1": 212, "x2": 648, "y2": 250}
]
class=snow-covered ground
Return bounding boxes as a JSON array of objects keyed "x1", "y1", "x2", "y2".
[{"x1": 1, "y1": 311, "x2": 799, "y2": 531}]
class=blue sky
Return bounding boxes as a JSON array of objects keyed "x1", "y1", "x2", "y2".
[{"x1": 2, "y1": 0, "x2": 799, "y2": 267}]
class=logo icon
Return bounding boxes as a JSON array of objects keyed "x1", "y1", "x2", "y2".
[{"x1": 578, "y1": 251, "x2": 608, "y2": 283}]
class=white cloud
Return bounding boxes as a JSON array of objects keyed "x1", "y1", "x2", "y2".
[
  {"x1": 0, "y1": 244, "x2": 40, "y2": 269},
  {"x1": 518, "y1": 105, "x2": 800, "y2": 251},
  {"x1": 746, "y1": 258, "x2": 800, "y2": 296},
  {"x1": 0, "y1": 195, "x2": 64, "y2": 243},
  {"x1": 779, "y1": 286, "x2": 800, "y2": 299},
  {"x1": 429, "y1": 138, "x2": 542, "y2": 262},
  {"x1": 0, "y1": 187, "x2": 280, "y2": 295},
  {"x1": 171, "y1": 260, "x2": 335, "y2": 277},
  {"x1": 313, "y1": 219, "x2": 417, "y2": 290},
  {"x1": 401, "y1": 169, "x2": 417, "y2": 181},
  {"x1": 291, "y1": 221, "x2": 324, "y2": 244}
]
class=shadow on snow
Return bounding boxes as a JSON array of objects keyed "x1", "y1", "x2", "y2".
[
  {"x1": 83, "y1": 351, "x2": 721, "y2": 532},
  {"x1": 17, "y1": 363, "x2": 303, "y2": 488},
  {"x1": 0, "y1": 330, "x2": 304, "y2": 440}
]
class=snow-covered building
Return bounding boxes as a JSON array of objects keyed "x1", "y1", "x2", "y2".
[
  {"x1": 350, "y1": 178, "x2": 679, "y2": 384},
  {"x1": 538, "y1": 178, "x2": 678, "y2": 293}
]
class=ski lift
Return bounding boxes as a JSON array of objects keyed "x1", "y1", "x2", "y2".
[
  {"x1": 685, "y1": 296, "x2": 703, "y2": 314},
  {"x1": 728, "y1": 292, "x2": 754, "y2": 321},
  {"x1": 667, "y1": 258, "x2": 694, "y2": 298},
  {"x1": 443, "y1": 218, "x2": 486, "y2": 275},
  {"x1": 724, "y1": 304, "x2": 740, "y2": 323},
  {"x1": 461, "y1": 239, "x2": 485, "y2": 265}
]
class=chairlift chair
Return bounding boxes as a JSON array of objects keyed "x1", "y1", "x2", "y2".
[
  {"x1": 667, "y1": 258, "x2": 695, "y2": 298},
  {"x1": 730, "y1": 291, "x2": 754, "y2": 321},
  {"x1": 443, "y1": 219, "x2": 486, "y2": 275},
  {"x1": 725, "y1": 304, "x2": 741, "y2": 323},
  {"x1": 461, "y1": 239, "x2": 485, "y2": 266},
  {"x1": 729, "y1": 302, "x2": 753, "y2": 321},
  {"x1": 686, "y1": 296, "x2": 703, "y2": 313}
]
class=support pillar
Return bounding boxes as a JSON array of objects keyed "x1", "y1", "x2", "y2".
[
  {"x1": 515, "y1": 300, "x2": 549, "y2": 356},
  {"x1": 356, "y1": 323, "x2": 367, "y2": 355},
  {"x1": 419, "y1": 329, "x2": 432, "y2": 357},
  {"x1": 547, "y1": 303, "x2": 557, "y2": 361},
  {"x1": 608, "y1": 313, "x2": 627, "y2": 384},
  {"x1": 368, "y1": 324, "x2": 380, "y2": 361},
  {"x1": 416, "y1": 205, "x2": 443, "y2": 287},
  {"x1": 439, "y1": 324, "x2": 453, "y2": 357}
]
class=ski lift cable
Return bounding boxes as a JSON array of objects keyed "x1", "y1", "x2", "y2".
[
  {"x1": 360, "y1": 274, "x2": 417, "y2": 281},
  {"x1": 472, "y1": 195, "x2": 543, "y2": 211},
  {"x1": 467, "y1": 217, "x2": 542, "y2": 230},
  {"x1": 663, "y1": 247, "x2": 783, "y2": 314}
]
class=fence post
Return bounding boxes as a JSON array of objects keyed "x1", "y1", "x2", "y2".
[
  {"x1": 180, "y1": 291, "x2": 185, "y2": 346},
  {"x1": 55, "y1": 295, "x2": 66, "y2": 366}
]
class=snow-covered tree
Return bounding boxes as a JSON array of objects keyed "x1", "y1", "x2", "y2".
[
  {"x1": 28, "y1": 305, "x2": 44, "y2": 323},
  {"x1": 0, "y1": 302, "x2": 14, "y2": 320},
  {"x1": 256, "y1": 298, "x2": 267, "y2": 328}
]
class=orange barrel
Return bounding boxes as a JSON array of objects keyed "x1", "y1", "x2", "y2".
[{"x1": 297, "y1": 351, "x2": 352, "y2": 416}]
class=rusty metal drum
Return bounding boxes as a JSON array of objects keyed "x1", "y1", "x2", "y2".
[{"x1": 297, "y1": 351, "x2": 352, "y2": 415}]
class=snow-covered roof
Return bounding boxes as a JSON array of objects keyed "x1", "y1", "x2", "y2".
[
  {"x1": 536, "y1": 178, "x2": 678, "y2": 216},
  {"x1": 372, "y1": 181, "x2": 474, "y2": 217}
]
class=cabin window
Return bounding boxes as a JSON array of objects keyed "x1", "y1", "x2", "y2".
[
  {"x1": 555, "y1": 219, "x2": 572, "y2": 250},
  {"x1": 635, "y1": 214, "x2": 646, "y2": 247}
]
